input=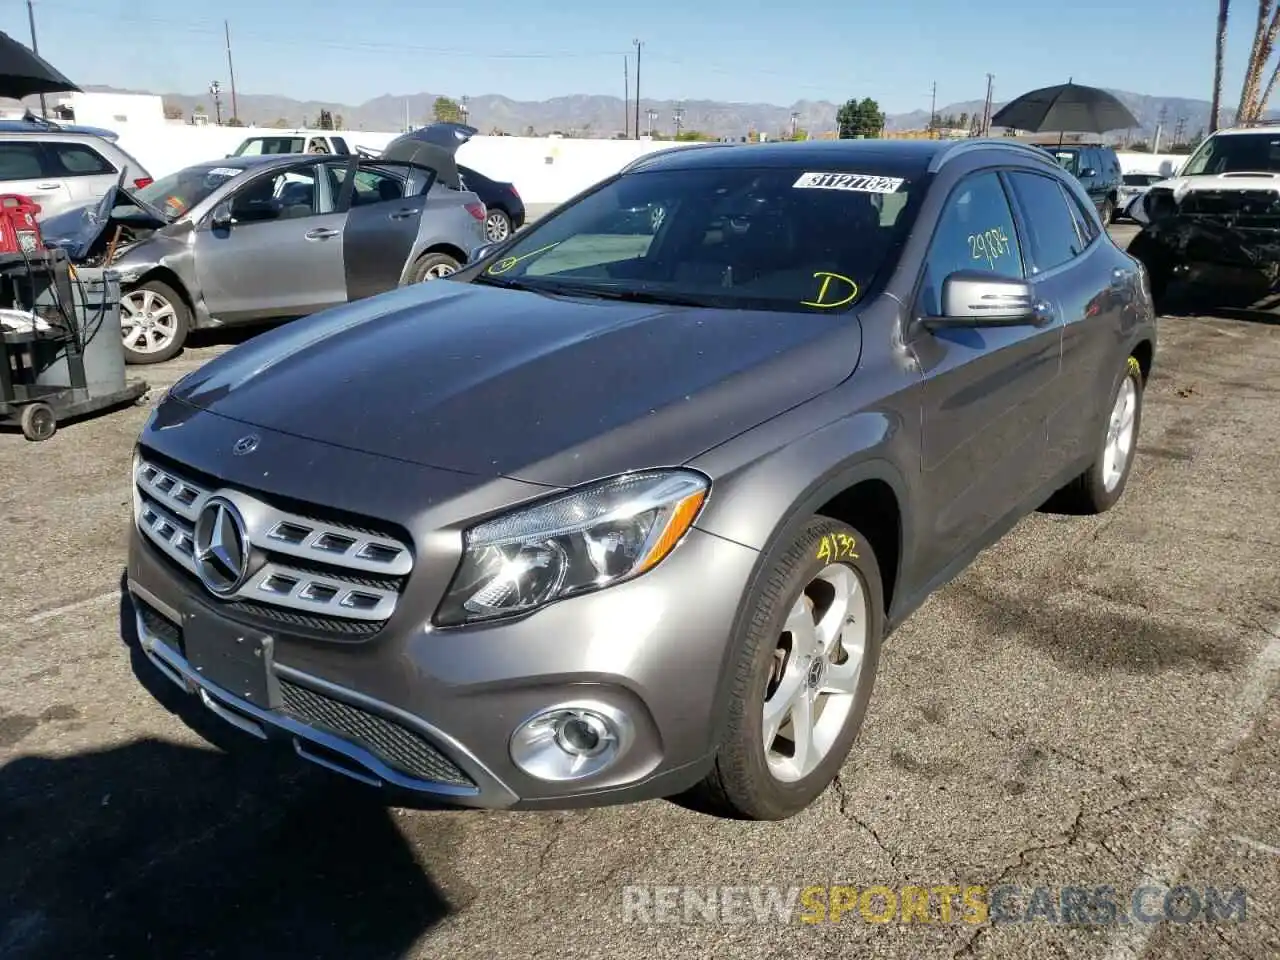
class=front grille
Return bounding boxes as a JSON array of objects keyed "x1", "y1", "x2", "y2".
[
  {"x1": 133, "y1": 453, "x2": 413, "y2": 635},
  {"x1": 279, "y1": 679, "x2": 474, "y2": 787}
]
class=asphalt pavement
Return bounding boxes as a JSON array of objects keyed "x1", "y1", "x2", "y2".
[{"x1": 1, "y1": 223, "x2": 1278, "y2": 960}]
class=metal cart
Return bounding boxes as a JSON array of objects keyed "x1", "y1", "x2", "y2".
[{"x1": 1, "y1": 248, "x2": 147, "y2": 441}]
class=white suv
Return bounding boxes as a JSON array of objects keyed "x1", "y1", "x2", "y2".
[{"x1": 0, "y1": 131, "x2": 152, "y2": 221}]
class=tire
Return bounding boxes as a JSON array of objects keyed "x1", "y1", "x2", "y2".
[
  {"x1": 409, "y1": 252, "x2": 461, "y2": 284},
  {"x1": 692, "y1": 516, "x2": 884, "y2": 821},
  {"x1": 1127, "y1": 232, "x2": 1171, "y2": 310},
  {"x1": 19, "y1": 401, "x2": 56, "y2": 441},
  {"x1": 1102, "y1": 196, "x2": 1116, "y2": 224},
  {"x1": 483, "y1": 209, "x2": 512, "y2": 244},
  {"x1": 1046, "y1": 355, "x2": 1144, "y2": 515},
  {"x1": 120, "y1": 280, "x2": 190, "y2": 365}
]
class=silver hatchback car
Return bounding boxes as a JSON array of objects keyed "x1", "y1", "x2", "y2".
[
  {"x1": 42, "y1": 149, "x2": 486, "y2": 363},
  {"x1": 0, "y1": 129, "x2": 152, "y2": 220}
]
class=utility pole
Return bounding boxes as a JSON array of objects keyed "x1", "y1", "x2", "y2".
[
  {"x1": 26, "y1": 0, "x2": 47, "y2": 117},
  {"x1": 981, "y1": 73, "x2": 995, "y2": 136},
  {"x1": 633, "y1": 40, "x2": 643, "y2": 141},
  {"x1": 673, "y1": 102, "x2": 684, "y2": 138},
  {"x1": 790, "y1": 111, "x2": 800, "y2": 139},
  {"x1": 624, "y1": 55, "x2": 630, "y2": 138},
  {"x1": 646, "y1": 108, "x2": 657, "y2": 137},
  {"x1": 929, "y1": 81, "x2": 937, "y2": 138},
  {"x1": 210, "y1": 80, "x2": 223, "y2": 126},
  {"x1": 460, "y1": 95, "x2": 469, "y2": 126},
  {"x1": 224, "y1": 21, "x2": 238, "y2": 123},
  {"x1": 1173, "y1": 114, "x2": 1187, "y2": 147}
]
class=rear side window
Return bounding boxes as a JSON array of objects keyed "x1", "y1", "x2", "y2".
[
  {"x1": 0, "y1": 141, "x2": 46, "y2": 180},
  {"x1": 49, "y1": 142, "x2": 115, "y2": 176},
  {"x1": 331, "y1": 137, "x2": 350, "y2": 155},
  {"x1": 1064, "y1": 185, "x2": 1101, "y2": 246},
  {"x1": 1005, "y1": 171, "x2": 1085, "y2": 272}
]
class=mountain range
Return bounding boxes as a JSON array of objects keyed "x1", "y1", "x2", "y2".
[{"x1": 77, "y1": 84, "x2": 1239, "y2": 142}]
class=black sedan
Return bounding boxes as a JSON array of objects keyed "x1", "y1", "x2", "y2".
[{"x1": 459, "y1": 165, "x2": 525, "y2": 242}]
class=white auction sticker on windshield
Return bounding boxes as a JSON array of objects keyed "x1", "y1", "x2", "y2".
[
  {"x1": 207, "y1": 167, "x2": 243, "y2": 178},
  {"x1": 793, "y1": 172, "x2": 904, "y2": 193}
]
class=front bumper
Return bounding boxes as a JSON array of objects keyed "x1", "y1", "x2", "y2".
[{"x1": 125, "y1": 419, "x2": 761, "y2": 808}]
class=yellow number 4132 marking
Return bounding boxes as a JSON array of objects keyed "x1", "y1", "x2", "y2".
[{"x1": 817, "y1": 533, "x2": 859, "y2": 563}]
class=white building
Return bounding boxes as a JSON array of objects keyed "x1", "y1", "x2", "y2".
[{"x1": 51, "y1": 91, "x2": 166, "y2": 129}]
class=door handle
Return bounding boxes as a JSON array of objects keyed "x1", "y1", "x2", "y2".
[
  {"x1": 305, "y1": 227, "x2": 339, "y2": 240},
  {"x1": 36, "y1": 182, "x2": 60, "y2": 190},
  {"x1": 388, "y1": 208, "x2": 420, "y2": 220}
]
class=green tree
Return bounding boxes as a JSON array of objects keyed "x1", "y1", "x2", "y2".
[
  {"x1": 836, "y1": 97, "x2": 885, "y2": 139},
  {"x1": 270, "y1": 117, "x2": 291, "y2": 128},
  {"x1": 317, "y1": 109, "x2": 334, "y2": 130},
  {"x1": 333, "y1": 114, "x2": 345, "y2": 130},
  {"x1": 162, "y1": 102, "x2": 183, "y2": 121},
  {"x1": 225, "y1": 116, "x2": 244, "y2": 127},
  {"x1": 523, "y1": 124, "x2": 536, "y2": 136},
  {"x1": 433, "y1": 96, "x2": 462, "y2": 123}
]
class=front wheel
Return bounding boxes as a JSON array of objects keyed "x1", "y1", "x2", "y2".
[
  {"x1": 1102, "y1": 196, "x2": 1116, "y2": 224},
  {"x1": 409, "y1": 252, "x2": 461, "y2": 284},
  {"x1": 694, "y1": 516, "x2": 884, "y2": 820},
  {"x1": 120, "y1": 280, "x2": 190, "y2": 365}
]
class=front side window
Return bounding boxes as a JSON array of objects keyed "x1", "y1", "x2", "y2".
[
  {"x1": 1005, "y1": 171, "x2": 1085, "y2": 272},
  {"x1": 230, "y1": 164, "x2": 335, "y2": 222},
  {"x1": 473, "y1": 164, "x2": 925, "y2": 313},
  {"x1": 919, "y1": 171, "x2": 1023, "y2": 316}
]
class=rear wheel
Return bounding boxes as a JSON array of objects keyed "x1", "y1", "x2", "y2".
[
  {"x1": 1102, "y1": 196, "x2": 1116, "y2": 224},
  {"x1": 483, "y1": 209, "x2": 512, "y2": 243},
  {"x1": 120, "y1": 280, "x2": 190, "y2": 365},
  {"x1": 19, "y1": 401, "x2": 56, "y2": 441},
  {"x1": 409, "y1": 252, "x2": 461, "y2": 284},
  {"x1": 693, "y1": 516, "x2": 884, "y2": 820},
  {"x1": 1046, "y1": 355, "x2": 1144, "y2": 515}
]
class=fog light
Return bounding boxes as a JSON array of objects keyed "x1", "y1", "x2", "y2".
[{"x1": 510, "y1": 702, "x2": 633, "y2": 782}]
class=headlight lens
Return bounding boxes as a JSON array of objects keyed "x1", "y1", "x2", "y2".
[{"x1": 434, "y1": 470, "x2": 709, "y2": 626}]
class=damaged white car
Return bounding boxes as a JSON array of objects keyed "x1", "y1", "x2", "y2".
[{"x1": 1127, "y1": 126, "x2": 1280, "y2": 308}]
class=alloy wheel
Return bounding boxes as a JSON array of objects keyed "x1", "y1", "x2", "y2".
[
  {"x1": 1102, "y1": 376, "x2": 1138, "y2": 492},
  {"x1": 121, "y1": 290, "x2": 179, "y2": 355},
  {"x1": 485, "y1": 211, "x2": 510, "y2": 243},
  {"x1": 762, "y1": 563, "x2": 868, "y2": 782}
]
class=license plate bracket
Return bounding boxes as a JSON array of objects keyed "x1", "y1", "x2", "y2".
[{"x1": 182, "y1": 605, "x2": 281, "y2": 710}]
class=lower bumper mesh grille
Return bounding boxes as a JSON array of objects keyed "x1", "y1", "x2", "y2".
[{"x1": 278, "y1": 680, "x2": 474, "y2": 787}]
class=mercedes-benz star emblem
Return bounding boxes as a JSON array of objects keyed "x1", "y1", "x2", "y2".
[
  {"x1": 232, "y1": 434, "x2": 260, "y2": 456},
  {"x1": 193, "y1": 497, "x2": 250, "y2": 596}
]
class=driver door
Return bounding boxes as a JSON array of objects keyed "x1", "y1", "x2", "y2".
[
  {"x1": 340, "y1": 160, "x2": 433, "y2": 301},
  {"x1": 194, "y1": 157, "x2": 350, "y2": 323},
  {"x1": 909, "y1": 170, "x2": 1063, "y2": 578}
]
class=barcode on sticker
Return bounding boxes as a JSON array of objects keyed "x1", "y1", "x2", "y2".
[{"x1": 793, "y1": 172, "x2": 905, "y2": 193}]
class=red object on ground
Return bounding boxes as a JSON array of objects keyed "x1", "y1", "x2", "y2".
[{"x1": 0, "y1": 194, "x2": 43, "y2": 255}]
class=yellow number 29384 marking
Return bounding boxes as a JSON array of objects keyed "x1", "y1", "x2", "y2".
[{"x1": 816, "y1": 533, "x2": 859, "y2": 563}]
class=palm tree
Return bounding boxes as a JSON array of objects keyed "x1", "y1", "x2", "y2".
[
  {"x1": 1236, "y1": 1, "x2": 1280, "y2": 125},
  {"x1": 1211, "y1": 0, "x2": 1232, "y2": 131}
]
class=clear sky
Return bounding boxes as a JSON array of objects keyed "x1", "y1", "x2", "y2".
[{"x1": 0, "y1": 0, "x2": 1262, "y2": 112}]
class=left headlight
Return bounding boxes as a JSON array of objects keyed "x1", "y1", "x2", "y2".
[{"x1": 434, "y1": 470, "x2": 709, "y2": 627}]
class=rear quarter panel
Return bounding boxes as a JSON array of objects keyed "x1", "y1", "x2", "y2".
[{"x1": 403, "y1": 193, "x2": 485, "y2": 281}]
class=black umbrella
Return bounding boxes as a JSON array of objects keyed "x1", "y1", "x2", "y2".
[
  {"x1": 0, "y1": 30, "x2": 80, "y2": 100},
  {"x1": 990, "y1": 81, "x2": 1138, "y2": 135}
]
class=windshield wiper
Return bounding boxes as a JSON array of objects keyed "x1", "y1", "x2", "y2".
[
  {"x1": 471, "y1": 274, "x2": 536, "y2": 291},
  {"x1": 529, "y1": 280, "x2": 711, "y2": 307}
]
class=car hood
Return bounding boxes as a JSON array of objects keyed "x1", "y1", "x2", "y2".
[
  {"x1": 40, "y1": 183, "x2": 170, "y2": 261},
  {"x1": 1152, "y1": 172, "x2": 1280, "y2": 195},
  {"x1": 170, "y1": 279, "x2": 861, "y2": 487}
]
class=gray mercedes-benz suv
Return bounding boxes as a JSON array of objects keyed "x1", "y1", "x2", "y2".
[{"x1": 127, "y1": 138, "x2": 1157, "y2": 821}]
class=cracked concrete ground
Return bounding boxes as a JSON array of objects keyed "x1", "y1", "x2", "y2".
[{"x1": 1, "y1": 224, "x2": 1277, "y2": 959}]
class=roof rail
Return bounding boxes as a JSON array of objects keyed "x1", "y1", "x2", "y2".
[
  {"x1": 928, "y1": 138, "x2": 1058, "y2": 172},
  {"x1": 620, "y1": 141, "x2": 734, "y2": 173}
]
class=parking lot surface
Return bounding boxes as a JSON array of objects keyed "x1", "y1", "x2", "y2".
[{"x1": 1, "y1": 225, "x2": 1278, "y2": 959}]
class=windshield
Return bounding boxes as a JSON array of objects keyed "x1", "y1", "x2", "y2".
[
  {"x1": 472, "y1": 164, "x2": 924, "y2": 312},
  {"x1": 235, "y1": 136, "x2": 306, "y2": 156},
  {"x1": 132, "y1": 165, "x2": 245, "y2": 220},
  {"x1": 1181, "y1": 132, "x2": 1280, "y2": 175},
  {"x1": 1044, "y1": 149, "x2": 1080, "y2": 176},
  {"x1": 1123, "y1": 173, "x2": 1158, "y2": 186}
]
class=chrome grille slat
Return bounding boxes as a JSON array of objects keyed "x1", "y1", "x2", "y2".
[{"x1": 134, "y1": 456, "x2": 413, "y2": 625}]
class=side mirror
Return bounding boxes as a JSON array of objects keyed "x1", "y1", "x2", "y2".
[
  {"x1": 924, "y1": 271, "x2": 1043, "y2": 328},
  {"x1": 470, "y1": 242, "x2": 498, "y2": 262},
  {"x1": 1079, "y1": 167, "x2": 1097, "y2": 178},
  {"x1": 210, "y1": 202, "x2": 234, "y2": 230}
]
